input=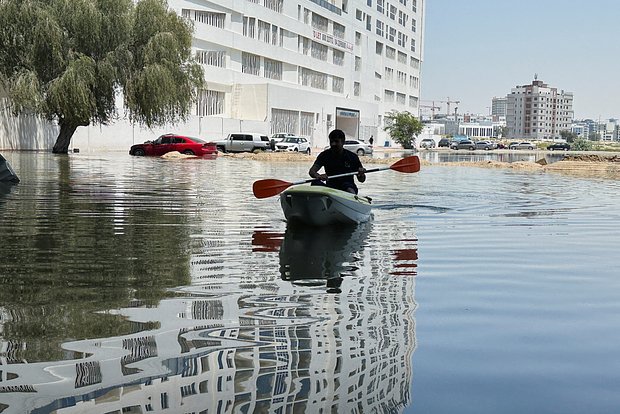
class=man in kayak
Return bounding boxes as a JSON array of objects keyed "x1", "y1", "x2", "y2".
[{"x1": 309, "y1": 129, "x2": 366, "y2": 194}]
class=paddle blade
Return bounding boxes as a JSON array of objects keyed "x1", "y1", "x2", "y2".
[
  {"x1": 390, "y1": 155, "x2": 421, "y2": 173},
  {"x1": 253, "y1": 179, "x2": 293, "y2": 199}
]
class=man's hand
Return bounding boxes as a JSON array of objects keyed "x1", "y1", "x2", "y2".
[
  {"x1": 315, "y1": 173, "x2": 328, "y2": 181},
  {"x1": 357, "y1": 167, "x2": 366, "y2": 182}
]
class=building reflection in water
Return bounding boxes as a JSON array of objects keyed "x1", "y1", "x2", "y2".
[{"x1": 0, "y1": 222, "x2": 419, "y2": 413}]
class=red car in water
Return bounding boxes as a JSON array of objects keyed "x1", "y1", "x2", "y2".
[{"x1": 129, "y1": 134, "x2": 218, "y2": 157}]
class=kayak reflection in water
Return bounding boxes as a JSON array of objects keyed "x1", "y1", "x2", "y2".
[
  {"x1": 309, "y1": 129, "x2": 366, "y2": 194},
  {"x1": 279, "y1": 222, "x2": 371, "y2": 293}
]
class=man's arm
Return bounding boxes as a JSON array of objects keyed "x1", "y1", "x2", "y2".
[{"x1": 309, "y1": 162, "x2": 327, "y2": 181}]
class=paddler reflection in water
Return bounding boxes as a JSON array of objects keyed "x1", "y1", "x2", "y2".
[{"x1": 309, "y1": 129, "x2": 366, "y2": 194}]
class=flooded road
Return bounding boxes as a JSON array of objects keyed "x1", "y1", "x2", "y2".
[{"x1": 1, "y1": 151, "x2": 620, "y2": 413}]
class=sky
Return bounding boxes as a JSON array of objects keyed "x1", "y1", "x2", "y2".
[{"x1": 420, "y1": 0, "x2": 620, "y2": 120}]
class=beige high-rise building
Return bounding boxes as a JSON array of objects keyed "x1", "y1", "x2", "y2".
[{"x1": 506, "y1": 77, "x2": 573, "y2": 140}]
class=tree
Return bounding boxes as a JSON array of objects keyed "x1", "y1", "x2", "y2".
[
  {"x1": 559, "y1": 130, "x2": 578, "y2": 143},
  {"x1": 0, "y1": 0, "x2": 204, "y2": 153},
  {"x1": 572, "y1": 137, "x2": 593, "y2": 151},
  {"x1": 383, "y1": 111, "x2": 424, "y2": 149}
]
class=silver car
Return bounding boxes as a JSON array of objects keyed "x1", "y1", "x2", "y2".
[
  {"x1": 324, "y1": 139, "x2": 373, "y2": 156},
  {"x1": 510, "y1": 141, "x2": 536, "y2": 150}
]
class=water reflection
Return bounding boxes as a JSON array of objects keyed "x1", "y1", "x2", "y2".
[
  {"x1": 416, "y1": 151, "x2": 566, "y2": 164},
  {"x1": 0, "y1": 153, "x2": 419, "y2": 413},
  {"x1": 277, "y1": 223, "x2": 371, "y2": 293}
]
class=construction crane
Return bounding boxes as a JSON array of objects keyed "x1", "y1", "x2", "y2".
[
  {"x1": 420, "y1": 103, "x2": 441, "y2": 120},
  {"x1": 422, "y1": 98, "x2": 461, "y2": 118}
]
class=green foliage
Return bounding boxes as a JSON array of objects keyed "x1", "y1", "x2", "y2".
[
  {"x1": 559, "y1": 130, "x2": 578, "y2": 143},
  {"x1": 572, "y1": 137, "x2": 593, "y2": 151},
  {"x1": 383, "y1": 111, "x2": 424, "y2": 149},
  {"x1": 0, "y1": 0, "x2": 204, "y2": 152}
]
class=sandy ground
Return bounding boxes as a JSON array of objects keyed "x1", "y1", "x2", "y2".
[{"x1": 164, "y1": 150, "x2": 620, "y2": 180}]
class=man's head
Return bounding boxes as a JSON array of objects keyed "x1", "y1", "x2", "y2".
[{"x1": 328, "y1": 129, "x2": 345, "y2": 153}]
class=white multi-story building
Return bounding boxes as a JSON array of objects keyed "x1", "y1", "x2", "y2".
[
  {"x1": 2, "y1": 0, "x2": 426, "y2": 151},
  {"x1": 163, "y1": 0, "x2": 425, "y2": 148},
  {"x1": 506, "y1": 77, "x2": 574, "y2": 140}
]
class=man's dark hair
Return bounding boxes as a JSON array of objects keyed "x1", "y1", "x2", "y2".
[{"x1": 328, "y1": 129, "x2": 345, "y2": 142}]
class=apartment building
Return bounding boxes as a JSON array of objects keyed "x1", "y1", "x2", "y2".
[
  {"x1": 506, "y1": 77, "x2": 574, "y2": 140},
  {"x1": 163, "y1": 0, "x2": 425, "y2": 148}
]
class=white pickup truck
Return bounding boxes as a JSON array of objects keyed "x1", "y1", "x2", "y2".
[{"x1": 215, "y1": 133, "x2": 270, "y2": 153}]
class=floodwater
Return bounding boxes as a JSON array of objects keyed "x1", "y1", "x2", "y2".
[{"x1": 1, "y1": 151, "x2": 620, "y2": 413}]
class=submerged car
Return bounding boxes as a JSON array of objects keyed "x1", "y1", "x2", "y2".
[
  {"x1": 547, "y1": 142, "x2": 571, "y2": 151},
  {"x1": 129, "y1": 134, "x2": 217, "y2": 157},
  {"x1": 275, "y1": 136, "x2": 312, "y2": 154}
]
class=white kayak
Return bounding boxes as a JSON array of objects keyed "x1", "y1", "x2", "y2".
[{"x1": 280, "y1": 185, "x2": 372, "y2": 226}]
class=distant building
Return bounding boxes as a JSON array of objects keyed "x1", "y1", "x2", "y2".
[
  {"x1": 505, "y1": 77, "x2": 574, "y2": 140},
  {"x1": 491, "y1": 97, "x2": 507, "y2": 117}
]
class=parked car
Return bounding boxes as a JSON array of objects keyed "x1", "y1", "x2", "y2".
[
  {"x1": 129, "y1": 134, "x2": 217, "y2": 157},
  {"x1": 547, "y1": 142, "x2": 571, "y2": 151},
  {"x1": 420, "y1": 138, "x2": 436, "y2": 149},
  {"x1": 275, "y1": 136, "x2": 311, "y2": 154},
  {"x1": 271, "y1": 132, "x2": 295, "y2": 143},
  {"x1": 438, "y1": 137, "x2": 451, "y2": 147},
  {"x1": 215, "y1": 133, "x2": 270, "y2": 153},
  {"x1": 510, "y1": 141, "x2": 536, "y2": 150},
  {"x1": 450, "y1": 140, "x2": 476, "y2": 150},
  {"x1": 475, "y1": 140, "x2": 498, "y2": 150},
  {"x1": 324, "y1": 139, "x2": 373, "y2": 156}
]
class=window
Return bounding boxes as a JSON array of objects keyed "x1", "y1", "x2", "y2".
[
  {"x1": 385, "y1": 67, "x2": 393, "y2": 80},
  {"x1": 355, "y1": 31, "x2": 361, "y2": 46},
  {"x1": 354, "y1": 82, "x2": 360, "y2": 96},
  {"x1": 410, "y1": 38, "x2": 416, "y2": 52},
  {"x1": 411, "y1": 18, "x2": 417, "y2": 32},
  {"x1": 242, "y1": 52, "x2": 260, "y2": 75},
  {"x1": 333, "y1": 49, "x2": 345, "y2": 66},
  {"x1": 182, "y1": 10, "x2": 225, "y2": 28},
  {"x1": 376, "y1": 41, "x2": 383, "y2": 55},
  {"x1": 410, "y1": 56, "x2": 420, "y2": 69},
  {"x1": 397, "y1": 93, "x2": 406, "y2": 104},
  {"x1": 243, "y1": 17, "x2": 256, "y2": 38},
  {"x1": 384, "y1": 90, "x2": 394, "y2": 102},
  {"x1": 332, "y1": 77, "x2": 344, "y2": 93},
  {"x1": 397, "y1": 32, "x2": 407, "y2": 47},
  {"x1": 196, "y1": 51, "x2": 226, "y2": 67},
  {"x1": 311, "y1": 13, "x2": 328, "y2": 31},
  {"x1": 377, "y1": 0, "x2": 384, "y2": 13},
  {"x1": 263, "y1": 0, "x2": 283, "y2": 13},
  {"x1": 356, "y1": 9, "x2": 363, "y2": 20},
  {"x1": 409, "y1": 95, "x2": 418, "y2": 107},
  {"x1": 389, "y1": 27, "x2": 396, "y2": 42},
  {"x1": 412, "y1": 0, "x2": 417, "y2": 12},
  {"x1": 311, "y1": 41, "x2": 328, "y2": 61},
  {"x1": 389, "y1": 5, "x2": 396, "y2": 20},
  {"x1": 398, "y1": 51, "x2": 407, "y2": 64},
  {"x1": 333, "y1": 22, "x2": 345, "y2": 39},
  {"x1": 258, "y1": 20, "x2": 271, "y2": 43},
  {"x1": 299, "y1": 67, "x2": 327, "y2": 90},
  {"x1": 355, "y1": 56, "x2": 361, "y2": 71},
  {"x1": 299, "y1": 36, "x2": 310, "y2": 55},
  {"x1": 398, "y1": 11, "x2": 407, "y2": 26},
  {"x1": 264, "y1": 58, "x2": 282, "y2": 80},
  {"x1": 376, "y1": 20, "x2": 384, "y2": 36},
  {"x1": 397, "y1": 71, "x2": 406, "y2": 84},
  {"x1": 386, "y1": 46, "x2": 396, "y2": 59},
  {"x1": 196, "y1": 90, "x2": 224, "y2": 116}
]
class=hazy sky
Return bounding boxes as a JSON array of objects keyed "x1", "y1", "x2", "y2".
[{"x1": 420, "y1": 0, "x2": 619, "y2": 120}]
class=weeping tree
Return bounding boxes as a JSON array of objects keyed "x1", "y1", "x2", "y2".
[
  {"x1": 0, "y1": 0, "x2": 204, "y2": 153},
  {"x1": 383, "y1": 110, "x2": 424, "y2": 149}
]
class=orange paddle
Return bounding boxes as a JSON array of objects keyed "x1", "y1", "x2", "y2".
[{"x1": 252, "y1": 155, "x2": 421, "y2": 199}]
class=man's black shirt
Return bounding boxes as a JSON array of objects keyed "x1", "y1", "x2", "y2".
[{"x1": 312, "y1": 148, "x2": 363, "y2": 193}]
